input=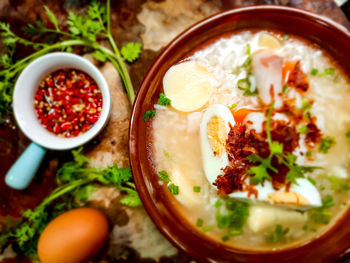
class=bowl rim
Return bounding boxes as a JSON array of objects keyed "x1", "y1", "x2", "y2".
[
  {"x1": 13, "y1": 52, "x2": 111, "y2": 150},
  {"x1": 129, "y1": 5, "x2": 350, "y2": 262}
]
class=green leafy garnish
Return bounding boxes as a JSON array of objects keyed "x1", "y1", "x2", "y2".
[
  {"x1": 121, "y1": 42, "x2": 142, "y2": 63},
  {"x1": 0, "y1": 0, "x2": 141, "y2": 120},
  {"x1": 319, "y1": 136, "x2": 335, "y2": 154},
  {"x1": 196, "y1": 218, "x2": 204, "y2": 227},
  {"x1": 327, "y1": 176, "x2": 350, "y2": 192},
  {"x1": 319, "y1": 68, "x2": 335, "y2": 76},
  {"x1": 142, "y1": 110, "x2": 156, "y2": 121},
  {"x1": 157, "y1": 93, "x2": 171, "y2": 106},
  {"x1": 309, "y1": 195, "x2": 334, "y2": 224},
  {"x1": 221, "y1": 235, "x2": 230, "y2": 242},
  {"x1": 200, "y1": 225, "x2": 213, "y2": 233},
  {"x1": 158, "y1": 171, "x2": 179, "y2": 195},
  {"x1": 229, "y1": 103, "x2": 237, "y2": 109},
  {"x1": 283, "y1": 34, "x2": 290, "y2": 40},
  {"x1": 282, "y1": 84, "x2": 289, "y2": 94},
  {"x1": 307, "y1": 177, "x2": 316, "y2": 185},
  {"x1": 298, "y1": 125, "x2": 309, "y2": 134},
  {"x1": 237, "y1": 77, "x2": 257, "y2": 96},
  {"x1": 215, "y1": 198, "x2": 249, "y2": 237},
  {"x1": 168, "y1": 184, "x2": 179, "y2": 195},
  {"x1": 158, "y1": 171, "x2": 171, "y2": 183},
  {"x1": 311, "y1": 68, "x2": 319, "y2": 76},
  {"x1": 246, "y1": 44, "x2": 251, "y2": 56},
  {"x1": 193, "y1": 186, "x2": 201, "y2": 193},
  {"x1": 346, "y1": 131, "x2": 350, "y2": 138},
  {"x1": 247, "y1": 102, "x2": 320, "y2": 185},
  {"x1": 0, "y1": 148, "x2": 141, "y2": 258},
  {"x1": 301, "y1": 99, "x2": 311, "y2": 115},
  {"x1": 267, "y1": 224, "x2": 289, "y2": 243},
  {"x1": 237, "y1": 44, "x2": 256, "y2": 96},
  {"x1": 214, "y1": 200, "x2": 222, "y2": 208}
]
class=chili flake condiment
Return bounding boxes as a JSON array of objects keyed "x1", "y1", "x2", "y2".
[{"x1": 34, "y1": 69, "x2": 102, "y2": 138}]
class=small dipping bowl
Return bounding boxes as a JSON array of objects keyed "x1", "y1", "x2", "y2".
[{"x1": 5, "y1": 52, "x2": 111, "y2": 190}]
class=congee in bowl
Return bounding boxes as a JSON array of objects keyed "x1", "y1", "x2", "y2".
[{"x1": 146, "y1": 29, "x2": 350, "y2": 251}]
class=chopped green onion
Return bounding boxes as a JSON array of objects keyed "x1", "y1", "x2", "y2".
[
  {"x1": 298, "y1": 125, "x2": 309, "y2": 134},
  {"x1": 283, "y1": 34, "x2": 290, "y2": 40},
  {"x1": 319, "y1": 136, "x2": 335, "y2": 154},
  {"x1": 196, "y1": 218, "x2": 204, "y2": 227},
  {"x1": 311, "y1": 68, "x2": 318, "y2": 76},
  {"x1": 345, "y1": 131, "x2": 350, "y2": 138},
  {"x1": 200, "y1": 225, "x2": 213, "y2": 233},
  {"x1": 214, "y1": 200, "x2": 222, "y2": 208},
  {"x1": 282, "y1": 84, "x2": 289, "y2": 95},
  {"x1": 158, "y1": 171, "x2": 170, "y2": 183},
  {"x1": 301, "y1": 99, "x2": 311, "y2": 115},
  {"x1": 221, "y1": 236, "x2": 230, "y2": 242},
  {"x1": 307, "y1": 177, "x2": 316, "y2": 185},
  {"x1": 319, "y1": 68, "x2": 335, "y2": 77},
  {"x1": 229, "y1": 103, "x2": 237, "y2": 109},
  {"x1": 142, "y1": 110, "x2": 156, "y2": 121},
  {"x1": 193, "y1": 186, "x2": 201, "y2": 193},
  {"x1": 246, "y1": 44, "x2": 251, "y2": 55},
  {"x1": 168, "y1": 184, "x2": 179, "y2": 195}
]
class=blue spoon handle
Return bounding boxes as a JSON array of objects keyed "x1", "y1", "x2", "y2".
[{"x1": 5, "y1": 142, "x2": 47, "y2": 190}]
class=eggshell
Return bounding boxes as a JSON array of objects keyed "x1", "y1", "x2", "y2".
[{"x1": 38, "y1": 207, "x2": 109, "y2": 263}]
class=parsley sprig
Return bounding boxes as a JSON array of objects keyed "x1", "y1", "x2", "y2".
[
  {"x1": 0, "y1": 0, "x2": 142, "y2": 120},
  {"x1": 0, "y1": 148, "x2": 141, "y2": 258}
]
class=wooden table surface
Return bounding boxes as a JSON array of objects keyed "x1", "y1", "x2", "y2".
[{"x1": 0, "y1": 0, "x2": 350, "y2": 262}]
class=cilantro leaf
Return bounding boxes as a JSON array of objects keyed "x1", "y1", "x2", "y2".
[
  {"x1": 248, "y1": 165, "x2": 272, "y2": 185},
  {"x1": 121, "y1": 42, "x2": 142, "y2": 63}
]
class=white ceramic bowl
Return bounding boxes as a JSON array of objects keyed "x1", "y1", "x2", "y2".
[{"x1": 13, "y1": 52, "x2": 111, "y2": 150}]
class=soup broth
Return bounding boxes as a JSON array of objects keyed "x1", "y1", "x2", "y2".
[{"x1": 150, "y1": 30, "x2": 350, "y2": 250}]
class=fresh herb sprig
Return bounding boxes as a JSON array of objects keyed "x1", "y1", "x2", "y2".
[
  {"x1": 0, "y1": 0, "x2": 142, "y2": 120},
  {"x1": 247, "y1": 102, "x2": 320, "y2": 185},
  {"x1": 0, "y1": 148, "x2": 141, "y2": 258}
]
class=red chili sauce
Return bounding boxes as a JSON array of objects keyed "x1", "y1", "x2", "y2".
[{"x1": 34, "y1": 69, "x2": 102, "y2": 138}]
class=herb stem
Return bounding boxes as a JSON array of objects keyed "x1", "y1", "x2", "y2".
[
  {"x1": 41, "y1": 179, "x2": 91, "y2": 207},
  {"x1": 266, "y1": 101, "x2": 275, "y2": 147},
  {"x1": 107, "y1": 0, "x2": 111, "y2": 36}
]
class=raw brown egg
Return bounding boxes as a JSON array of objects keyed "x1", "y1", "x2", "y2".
[{"x1": 37, "y1": 207, "x2": 109, "y2": 263}]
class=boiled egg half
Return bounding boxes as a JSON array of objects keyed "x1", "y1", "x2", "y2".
[{"x1": 200, "y1": 104, "x2": 235, "y2": 185}]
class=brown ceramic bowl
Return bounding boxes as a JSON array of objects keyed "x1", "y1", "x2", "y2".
[{"x1": 129, "y1": 5, "x2": 350, "y2": 263}]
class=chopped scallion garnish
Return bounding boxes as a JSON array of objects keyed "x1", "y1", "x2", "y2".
[{"x1": 193, "y1": 186, "x2": 201, "y2": 193}]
